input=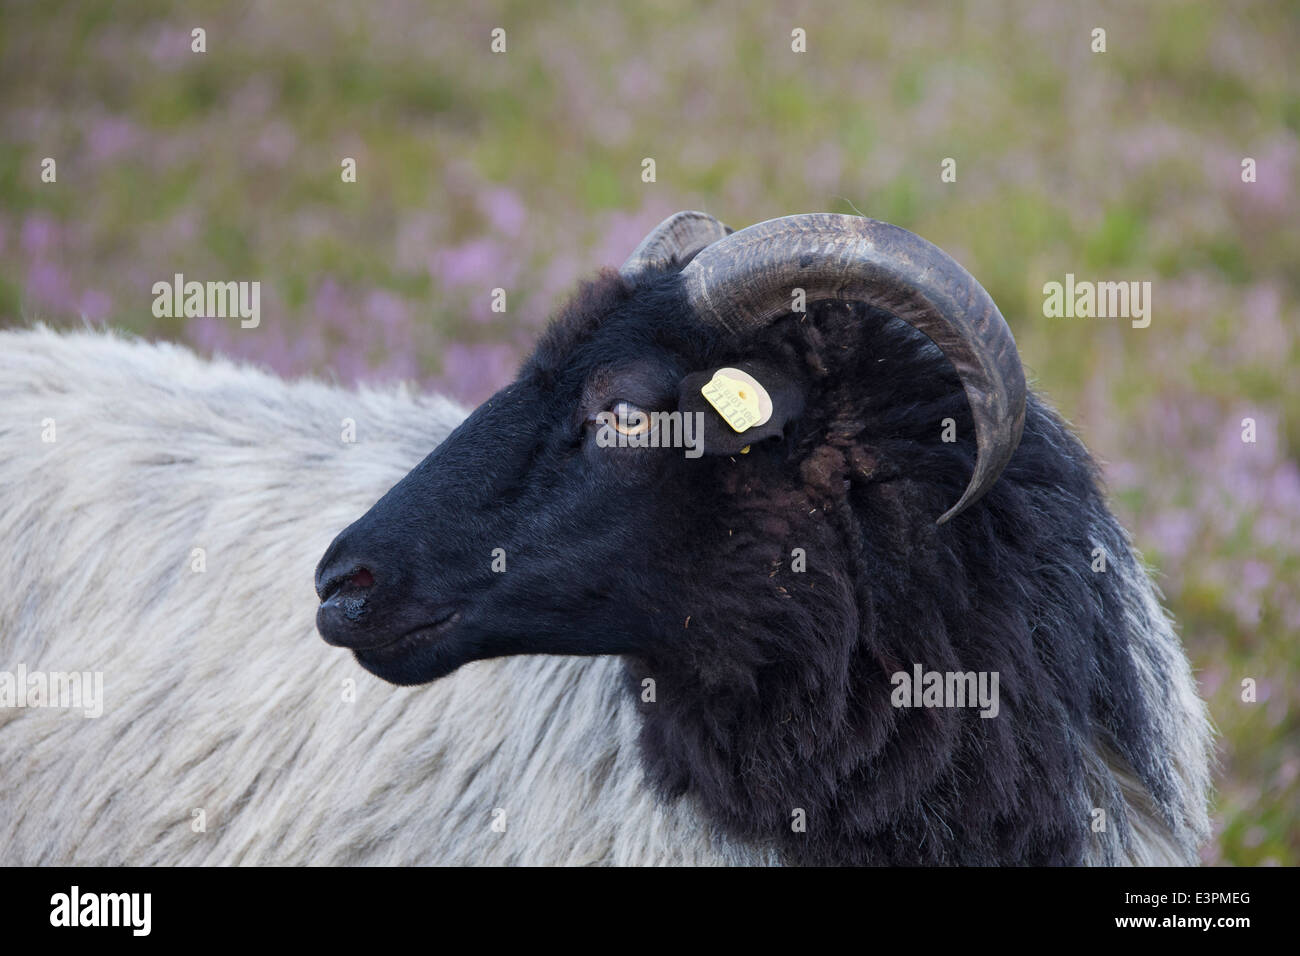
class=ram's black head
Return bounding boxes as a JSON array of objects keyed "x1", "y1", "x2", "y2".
[{"x1": 315, "y1": 212, "x2": 1026, "y2": 686}]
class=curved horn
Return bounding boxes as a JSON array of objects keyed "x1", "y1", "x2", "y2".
[
  {"x1": 680, "y1": 213, "x2": 1026, "y2": 524},
  {"x1": 619, "y1": 211, "x2": 732, "y2": 284}
]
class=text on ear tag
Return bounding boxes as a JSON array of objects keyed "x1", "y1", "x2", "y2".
[{"x1": 700, "y1": 368, "x2": 773, "y2": 434}]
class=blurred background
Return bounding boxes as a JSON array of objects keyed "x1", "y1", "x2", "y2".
[{"x1": 1, "y1": 0, "x2": 1296, "y2": 864}]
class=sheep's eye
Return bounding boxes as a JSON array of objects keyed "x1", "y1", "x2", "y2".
[{"x1": 589, "y1": 401, "x2": 652, "y2": 437}]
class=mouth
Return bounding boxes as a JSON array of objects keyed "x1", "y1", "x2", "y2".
[{"x1": 356, "y1": 607, "x2": 462, "y2": 662}]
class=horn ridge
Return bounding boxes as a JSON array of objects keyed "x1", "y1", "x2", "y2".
[{"x1": 619, "y1": 210, "x2": 732, "y2": 284}]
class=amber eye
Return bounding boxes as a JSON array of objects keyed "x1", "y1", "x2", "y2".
[{"x1": 592, "y1": 401, "x2": 652, "y2": 437}]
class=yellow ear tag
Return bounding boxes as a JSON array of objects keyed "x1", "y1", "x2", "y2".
[{"x1": 701, "y1": 368, "x2": 773, "y2": 434}]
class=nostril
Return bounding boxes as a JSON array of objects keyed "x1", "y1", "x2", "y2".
[{"x1": 318, "y1": 565, "x2": 377, "y2": 603}]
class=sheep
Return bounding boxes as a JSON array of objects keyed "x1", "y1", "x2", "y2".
[
  {"x1": 314, "y1": 212, "x2": 1213, "y2": 866},
  {"x1": 0, "y1": 212, "x2": 1212, "y2": 865}
]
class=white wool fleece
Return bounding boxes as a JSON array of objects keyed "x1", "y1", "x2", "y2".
[{"x1": 0, "y1": 326, "x2": 765, "y2": 865}]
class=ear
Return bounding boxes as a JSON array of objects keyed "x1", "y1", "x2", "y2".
[{"x1": 677, "y1": 361, "x2": 804, "y2": 456}]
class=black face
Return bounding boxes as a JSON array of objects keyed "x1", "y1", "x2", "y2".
[{"x1": 314, "y1": 273, "x2": 809, "y2": 685}]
